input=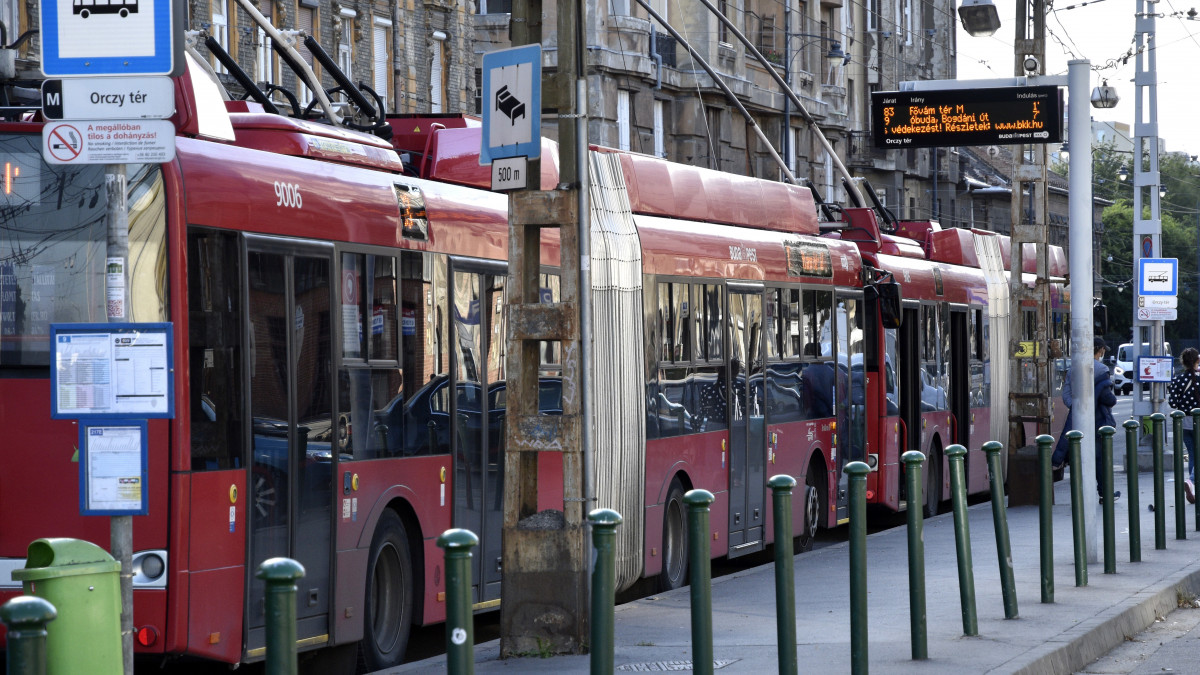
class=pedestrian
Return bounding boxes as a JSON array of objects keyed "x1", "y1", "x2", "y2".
[
  {"x1": 1167, "y1": 347, "x2": 1200, "y2": 504},
  {"x1": 1052, "y1": 337, "x2": 1119, "y2": 502}
]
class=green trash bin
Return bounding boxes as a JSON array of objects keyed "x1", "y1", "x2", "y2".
[{"x1": 11, "y1": 538, "x2": 122, "y2": 675}]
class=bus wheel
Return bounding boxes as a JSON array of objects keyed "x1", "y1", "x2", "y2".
[
  {"x1": 796, "y1": 479, "x2": 820, "y2": 553},
  {"x1": 659, "y1": 478, "x2": 688, "y2": 592},
  {"x1": 358, "y1": 509, "x2": 413, "y2": 671},
  {"x1": 80, "y1": 9, "x2": 89, "y2": 17},
  {"x1": 119, "y1": 8, "x2": 128, "y2": 16},
  {"x1": 924, "y1": 447, "x2": 941, "y2": 518}
]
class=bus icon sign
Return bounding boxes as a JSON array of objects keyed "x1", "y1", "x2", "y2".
[
  {"x1": 39, "y1": 0, "x2": 182, "y2": 77},
  {"x1": 1138, "y1": 258, "x2": 1177, "y2": 296}
]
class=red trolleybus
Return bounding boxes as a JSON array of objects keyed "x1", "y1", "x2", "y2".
[{"x1": 0, "y1": 56, "x2": 1064, "y2": 668}]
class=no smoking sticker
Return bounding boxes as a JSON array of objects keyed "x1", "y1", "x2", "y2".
[{"x1": 46, "y1": 123, "x2": 83, "y2": 162}]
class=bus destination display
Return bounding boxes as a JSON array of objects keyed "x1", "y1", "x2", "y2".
[{"x1": 871, "y1": 86, "x2": 1063, "y2": 149}]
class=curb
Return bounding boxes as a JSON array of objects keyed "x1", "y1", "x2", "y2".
[{"x1": 1008, "y1": 567, "x2": 1200, "y2": 674}]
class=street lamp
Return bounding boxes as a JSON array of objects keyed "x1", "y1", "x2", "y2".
[
  {"x1": 958, "y1": 0, "x2": 1001, "y2": 37},
  {"x1": 1091, "y1": 80, "x2": 1120, "y2": 109},
  {"x1": 1118, "y1": 164, "x2": 1129, "y2": 182}
]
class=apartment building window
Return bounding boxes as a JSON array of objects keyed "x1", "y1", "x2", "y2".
[
  {"x1": 867, "y1": 0, "x2": 879, "y2": 31},
  {"x1": 373, "y1": 16, "x2": 393, "y2": 106},
  {"x1": 430, "y1": 31, "x2": 447, "y2": 113},
  {"x1": 618, "y1": 90, "x2": 631, "y2": 151},
  {"x1": 903, "y1": 0, "x2": 912, "y2": 44},
  {"x1": 705, "y1": 107, "x2": 722, "y2": 169},
  {"x1": 479, "y1": 0, "x2": 512, "y2": 13},
  {"x1": 790, "y1": 127, "x2": 802, "y2": 176},
  {"x1": 338, "y1": 9, "x2": 356, "y2": 75},
  {"x1": 718, "y1": 0, "x2": 729, "y2": 43},
  {"x1": 653, "y1": 100, "x2": 665, "y2": 158},
  {"x1": 211, "y1": 0, "x2": 229, "y2": 74},
  {"x1": 257, "y1": 27, "x2": 276, "y2": 87},
  {"x1": 296, "y1": 6, "x2": 316, "y2": 105}
]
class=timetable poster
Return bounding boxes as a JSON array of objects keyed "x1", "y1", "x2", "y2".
[
  {"x1": 80, "y1": 421, "x2": 148, "y2": 515},
  {"x1": 51, "y1": 323, "x2": 174, "y2": 418}
]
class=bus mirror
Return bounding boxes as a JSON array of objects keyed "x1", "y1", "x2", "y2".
[{"x1": 869, "y1": 282, "x2": 903, "y2": 329}]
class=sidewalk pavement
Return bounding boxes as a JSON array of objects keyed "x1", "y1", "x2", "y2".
[{"x1": 382, "y1": 450, "x2": 1200, "y2": 674}]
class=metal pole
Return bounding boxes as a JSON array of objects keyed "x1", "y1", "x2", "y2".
[
  {"x1": 1193, "y1": 409, "x2": 1200, "y2": 530},
  {"x1": 984, "y1": 442, "x2": 1018, "y2": 618},
  {"x1": 1152, "y1": 412, "x2": 1166, "y2": 549},
  {"x1": 1124, "y1": 419, "x2": 1142, "y2": 561},
  {"x1": 768, "y1": 476, "x2": 798, "y2": 675},
  {"x1": 902, "y1": 451, "x2": 927, "y2": 659},
  {"x1": 439, "y1": 529, "x2": 479, "y2": 675},
  {"x1": 685, "y1": 489, "x2": 715, "y2": 675},
  {"x1": 1037, "y1": 434, "x2": 1055, "y2": 603},
  {"x1": 946, "y1": 445, "x2": 977, "y2": 636},
  {"x1": 257, "y1": 558, "x2": 305, "y2": 675},
  {"x1": 1173, "y1": 411, "x2": 1187, "y2": 539},
  {"x1": 1, "y1": 596, "x2": 56, "y2": 675},
  {"x1": 589, "y1": 510, "x2": 622, "y2": 675},
  {"x1": 845, "y1": 461, "x2": 870, "y2": 674},
  {"x1": 1067, "y1": 430, "x2": 1088, "y2": 586},
  {"x1": 104, "y1": 163, "x2": 134, "y2": 675},
  {"x1": 1068, "y1": 59, "x2": 1100, "y2": 565},
  {"x1": 1100, "y1": 426, "x2": 1116, "y2": 573}
]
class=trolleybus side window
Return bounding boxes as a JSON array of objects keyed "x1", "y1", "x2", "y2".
[
  {"x1": 920, "y1": 304, "x2": 948, "y2": 411},
  {"x1": 765, "y1": 287, "x2": 804, "y2": 423},
  {"x1": 1, "y1": 152, "x2": 166, "y2": 369},
  {"x1": 337, "y1": 252, "x2": 404, "y2": 460},
  {"x1": 969, "y1": 308, "x2": 987, "y2": 407},
  {"x1": 653, "y1": 281, "x2": 726, "y2": 437},
  {"x1": 188, "y1": 228, "x2": 244, "y2": 471}
]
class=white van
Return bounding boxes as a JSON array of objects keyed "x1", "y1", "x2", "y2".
[{"x1": 1114, "y1": 341, "x2": 1171, "y2": 395}]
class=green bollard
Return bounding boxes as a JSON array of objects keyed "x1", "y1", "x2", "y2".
[
  {"x1": 1100, "y1": 426, "x2": 1116, "y2": 573},
  {"x1": 1, "y1": 596, "x2": 56, "y2": 675},
  {"x1": 1173, "y1": 411, "x2": 1187, "y2": 540},
  {"x1": 1036, "y1": 434, "x2": 1055, "y2": 603},
  {"x1": 257, "y1": 557, "x2": 305, "y2": 675},
  {"x1": 1193, "y1": 409, "x2": 1200, "y2": 532},
  {"x1": 845, "y1": 461, "x2": 871, "y2": 674},
  {"x1": 768, "y1": 475, "x2": 798, "y2": 675},
  {"x1": 901, "y1": 451, "x2": 927, "y2": 660},
  {"x1": 1067, "y1": 430, "x2": 1087, "y2": 587},
  {"x1": 983, "y1": 441, "x2": 1018, "y2": 619},
  {"x1": 438, "y1": 529, "x2": 479, "y2": 675},
  {"x1": 589, "y1": 509, "x2": 623, "y2": 675},
  {"x1": 1152, "y1": 412, "x2": 1167, "y2": 550},
  {"x1": 685, "y1": 489, "x2": 716, "y2": 675},
  {"x1": 1124, "y1": 419, "x2": 1142, "y2": 562},
  {"x1": 946, "y1": 445, "x2": 977, "y2": 636}
]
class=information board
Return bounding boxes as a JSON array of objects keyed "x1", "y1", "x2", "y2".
[
  {"x1": 51, "y1": 322, "x2": 174, "y2": 419},
  {"x1": 1136, "y1": 355, "x2": 1173, "y2": 383},
  {"x1": 871, "y1": 86, "x2": 1063, "y2": 149},
  {"x1": 79, "y1": 419, "x2": 148, "y2": 515}
]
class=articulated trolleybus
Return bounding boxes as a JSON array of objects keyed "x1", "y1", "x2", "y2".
[{"x1": 0, "y1": 54, "x2": 1065, "y2": 668}]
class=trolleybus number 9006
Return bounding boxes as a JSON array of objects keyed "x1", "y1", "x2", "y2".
[{"x1": 273, "y1": 181, "x2": 302, "y2": 208}]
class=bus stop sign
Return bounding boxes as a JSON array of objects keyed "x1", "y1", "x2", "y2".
[{"x1": 39, "y1": 0, "x2": 183, "y2": 77}]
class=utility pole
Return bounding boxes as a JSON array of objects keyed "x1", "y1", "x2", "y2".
[
  {"x1": 1007, "y1": 0, "x2": 1055, "y2": 465},
  {"x1": 1131, "y1": 0, "x2": 1165, "y2": 432},
  {"x1": 500, "y1": 0, "x2": 592, "y2": 656}
]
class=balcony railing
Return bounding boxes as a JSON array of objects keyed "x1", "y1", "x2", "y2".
[{"x1": 653, "y1": 32, "x2": 677, "y2": 68}]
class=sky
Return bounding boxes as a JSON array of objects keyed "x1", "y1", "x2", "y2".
[{"x1": 953, "y1": 0, "x2": 1200, "y2": 157}]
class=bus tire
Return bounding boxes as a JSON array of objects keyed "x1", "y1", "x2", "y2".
[
  {"x1": 358, "y1": 509, "x2": 414, "y2": 671},
  {"x1": 659, "y1": 478, "x2": 688, "y2": 592},
  {"x1": 80, "y1": 9, "x2": 89, "y2": 17},
  {"x1": 796, "y1": 479, "x2": 820, "y2": 553},
  {"x1": 924, "y1": 446, "x2": 941, "y2": 518},
  {"x1": 119, "y1": 8, "x2": 128, "y2": 17}
]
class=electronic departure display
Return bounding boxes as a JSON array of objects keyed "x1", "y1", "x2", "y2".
[{"x1": 870, "y1": 86, "x2": 1063, "y2": 149}]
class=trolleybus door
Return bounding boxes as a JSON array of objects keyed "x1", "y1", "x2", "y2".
[
  {"x1": 450, "y1": 263, "x2": 506, "y2": 604},
  {"x1": 897, "y1": 303, "x2": 923, "y2": 478},
  {"x1": 727, "y1": 287, "x2": 765, "y2": 557},
  {"x1": 244, "y1": 242, "x2": 335, "y2": 651},
  {"x1": 949, "y1": 308, "x2": 975, "y2": 487},
  {"x1": 834, "y1": 294, "x2": 865, "y2": 522}
]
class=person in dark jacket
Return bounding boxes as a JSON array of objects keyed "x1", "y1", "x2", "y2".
[
  {"x1": 1052, "y1": 337, "x2": 1119, "y2": 501},
  {"x1": 1167, "y1": 347, "x2": 1200, "y2": 503}
]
